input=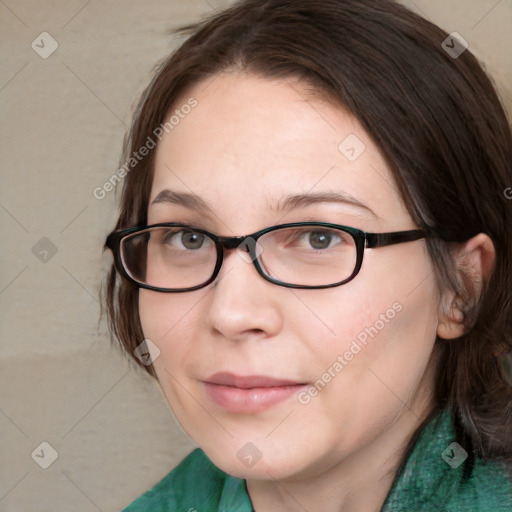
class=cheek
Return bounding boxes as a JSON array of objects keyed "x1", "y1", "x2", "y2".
[
  {"x1": 139, "y1": 288, "x2": 201, "y2": 339},
  {"x1": 297, "y1": 242, "x2": 439, "y2": 404},
  {"x1": 138, "y1": 290, "x2": 204, "y2": 420},
  {"x1": 138, "y1": 289, "x2": 203, "y2": 374},
  {"x1": 286, "y1": 272, "x2": 438, "y2": 462}
]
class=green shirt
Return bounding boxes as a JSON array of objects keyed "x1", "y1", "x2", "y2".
[{"x1": 122, "y1": 411, "x2": 512, "y2": 511}]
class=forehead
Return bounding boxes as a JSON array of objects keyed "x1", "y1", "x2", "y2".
[{"x1": 150, "y1": 72, "x2": 410, "y2": 229}]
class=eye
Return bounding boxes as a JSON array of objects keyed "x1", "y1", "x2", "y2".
[
  {"x1": 181, "y1": 231, "x2": 207, "y2": 250},
  {"x1": 161, "y1": 229, "x2": 210, "y2": 250},
  {"x1": 273, "y1": 226, "x2": 349, "y2": 252},
  {"x1": 307, "y1": 230, "x2": 336, "y2": 250},
  {"x1": 293, "y1": 229, "x2": 343, "y2": 250}
]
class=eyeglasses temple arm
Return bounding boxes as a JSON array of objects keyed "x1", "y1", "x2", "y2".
[{"x1": 366, "y1": 229, "x2": 426, "y2": 248}]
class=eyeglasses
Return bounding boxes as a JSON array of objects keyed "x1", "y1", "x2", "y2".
[{"x1": 105, "y1": 222, "x2": 426, "y2": 292}]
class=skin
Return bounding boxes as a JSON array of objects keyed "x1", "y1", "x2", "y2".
[{"x1": 138, "y1": 72, "x2": 493, "y2": 512}]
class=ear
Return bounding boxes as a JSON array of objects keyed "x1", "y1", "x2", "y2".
[{"x1": 436, "y1": 233, "x2": 495, "y2": 340}]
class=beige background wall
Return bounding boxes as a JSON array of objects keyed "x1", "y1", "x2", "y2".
[{"x1": 0, "y1": 1, "x2": 510, "y2": 511}]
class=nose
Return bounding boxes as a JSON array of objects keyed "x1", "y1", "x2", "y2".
[{"x1": 204, "y1": 248, "x2": 283, "y2": 342}]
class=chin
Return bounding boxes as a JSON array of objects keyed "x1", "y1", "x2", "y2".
[{"x1": 198, "y1": 436, "x2": 319, "y2": 482}]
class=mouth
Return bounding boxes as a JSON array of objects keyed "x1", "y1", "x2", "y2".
[{"x1": 203, "y1": 372, "x2": 308, "y2": 413}]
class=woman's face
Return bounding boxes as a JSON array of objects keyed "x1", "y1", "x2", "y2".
[{"x1": 139, "y1": 72, "x2": 441, "y2": 480}]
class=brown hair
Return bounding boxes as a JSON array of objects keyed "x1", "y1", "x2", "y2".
[{"x1": 103, "y1": 0, "x2": 512, "y2": 466}]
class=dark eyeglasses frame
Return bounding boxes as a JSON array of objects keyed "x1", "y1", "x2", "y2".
[{"x1": 105, "y1": 221, "x2": 426, "y2": 292}]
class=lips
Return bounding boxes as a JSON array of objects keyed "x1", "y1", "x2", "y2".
[
  {"x1": 206, "y1": 372, "x2": 303, "y2": 388},
  {"x1": 203, "y1": 372, "x2": 307, "y2": 413}
]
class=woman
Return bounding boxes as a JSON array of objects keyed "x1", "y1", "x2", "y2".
[{"x1": 104, "y1": 0, "x2": 512, "y2": 510}]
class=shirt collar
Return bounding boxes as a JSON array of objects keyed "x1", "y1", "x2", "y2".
[{"x1": 219, "y1": 475, "x2": 254, "y2": 512}]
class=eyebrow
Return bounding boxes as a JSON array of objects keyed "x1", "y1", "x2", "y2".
[
  {"x1": 151, "y1": 189, "x2": 213, "y2": 211},
  {"x1": 277, "y1": 191, "x2": 379, "y2": 219},
  {"x1": 150, "y1": 189, "x2": 379, "y2": 219}
]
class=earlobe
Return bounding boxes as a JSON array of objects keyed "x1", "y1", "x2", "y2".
[
  {"x1": 437, "y1": 291, "x2": 465, "y2": 340},
  {"x1": 436, "y1": 233, "x2": 495, "y2": 340}
]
